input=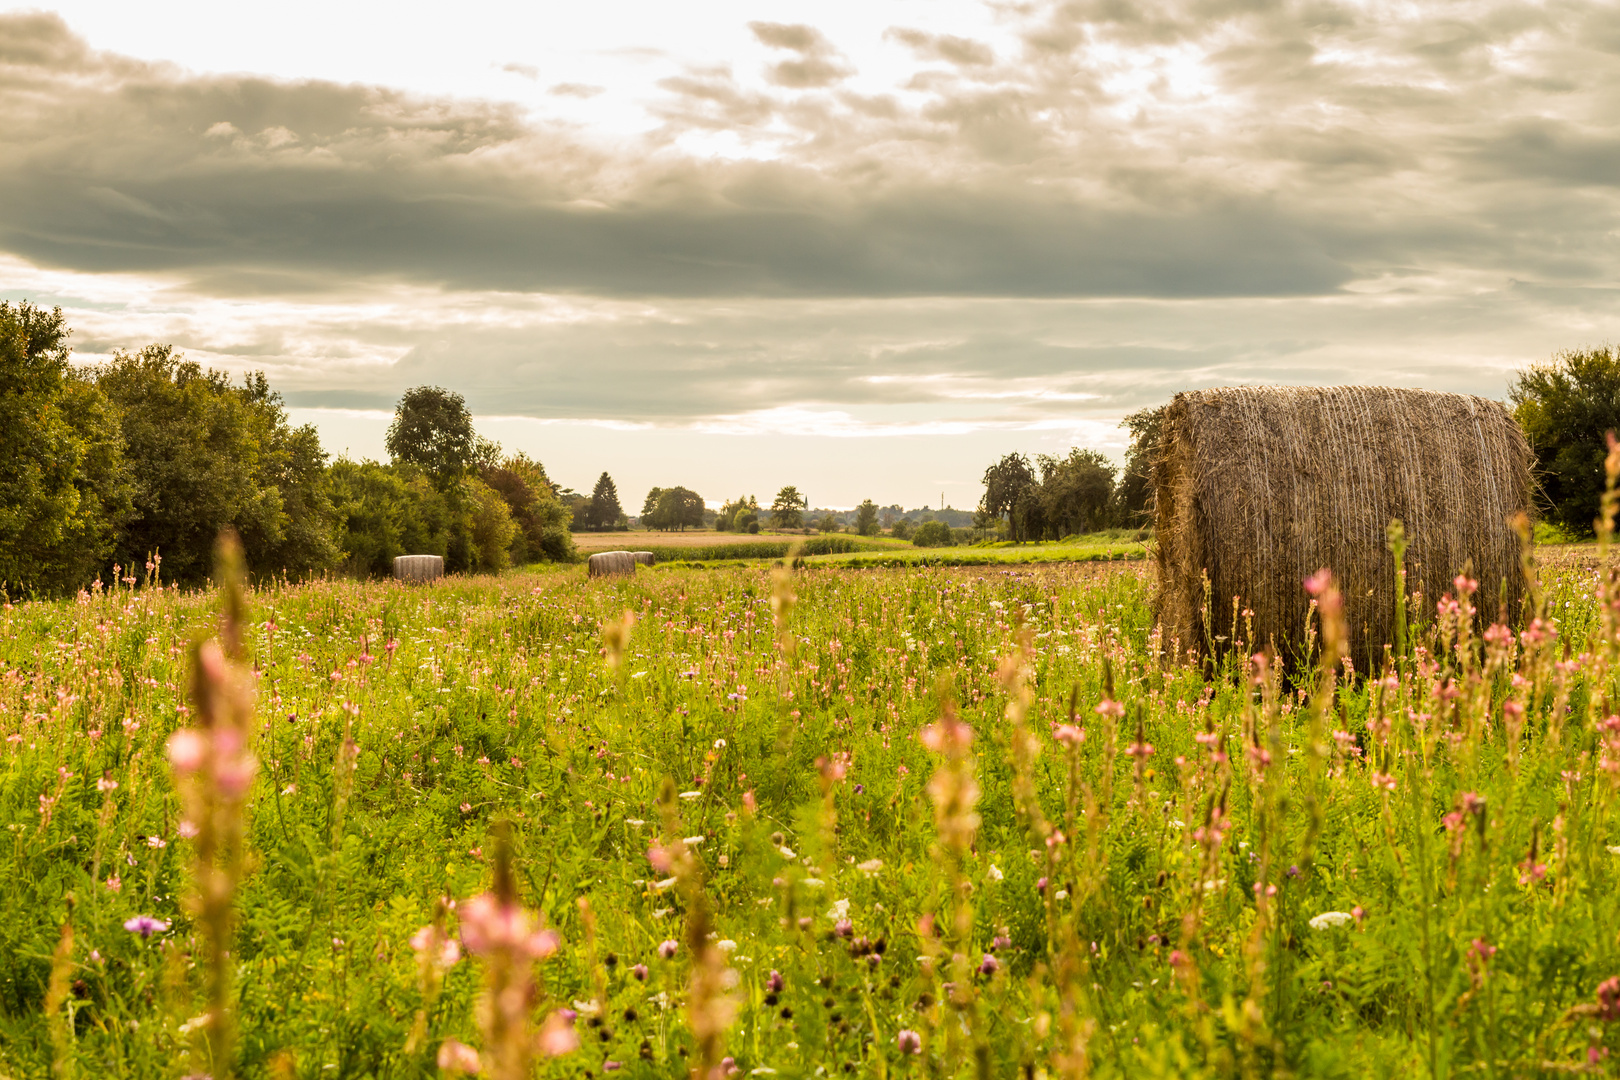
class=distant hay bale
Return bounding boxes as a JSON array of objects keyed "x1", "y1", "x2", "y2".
[
  {"x1": 588, "y1": 551, "x2": 637, "y2": 578},
  {"x1": 1154, "y1": 386, "x2": 1532, "y2": 669},
  {"x1": 392, "y1": 555, "x2": 443, "y2": 583},
  {"x1": 631, "y1": 551, "x2": 656, "y2": 566}
]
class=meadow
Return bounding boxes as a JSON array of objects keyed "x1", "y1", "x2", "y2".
[{"x1": 1, "y1": 542, "x2": 1618, "y2": 1079}]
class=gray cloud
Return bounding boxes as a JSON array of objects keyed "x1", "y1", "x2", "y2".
[
  {"x1": 548, "y1": 81, "x2": 604, "y2": 98},
  {"x1": 12, "y1": 4, "x2": 1614, "y2": 301},
  {"x1": 885, "y1": 27, "x2": 996, "y2": 67},
  {"x1": 5, "y1": 0, "x2": 1620, "y2": 454},
  {"x1": 747, "y1": 22, "x2": 855, "y2": 88}
]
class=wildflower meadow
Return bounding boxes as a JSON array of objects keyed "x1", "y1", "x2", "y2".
[{"x1": 2, "y1": 523, "x2": 1619, "y2": 1078}]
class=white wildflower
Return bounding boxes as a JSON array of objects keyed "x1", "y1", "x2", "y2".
[
  {"x1": 857, "y1": 858, "x2": 883, "y2": 876},
  {"x1": 987, "y1": 864, "x2": 1004, "y2": 882},
  {"x1": 827, "y1": 898, "x2": 850, "y2": 920},
  {"x1": 1308, "y1": 911, "x2": 1353, "y2": 930},
  {"x1": 778, "y1": 846, "x2": 797, "y2": 859}
]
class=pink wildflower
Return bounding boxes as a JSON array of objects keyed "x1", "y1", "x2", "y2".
[
  {"x1": 437, "y1": 1039, "x2": 481, "y2": 1073},
  {"x1": 537, "y1": 1010, "x2": 579, "y2": 1056}
]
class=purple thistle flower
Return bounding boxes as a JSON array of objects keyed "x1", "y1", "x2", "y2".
[
  {"x1": 658, "y1": 939, "x2": 678, "y2": 959},
  {"x1": 123, "y1": 915, "x2": 169, "y2": 940},
  {"x1": 897, "y1": 1029, "x2": 922, "y2": 1054},
  {"x1": 978, "y1": 953, "x2": 1000, "y2": 976}
]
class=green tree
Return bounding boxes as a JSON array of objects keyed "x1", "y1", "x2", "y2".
[
  {"x1": 385, "y1": 386, "x2": 479, "y2": 488},
  {"x1": 854, "y1": 499, "x2": 879, "y2": 537},
  {"x1": 643, "y1": 486, "x2": 705, "y2": 531},
  {"x1": 891, "y1": 517, "x2": 914, "y2": 540},
  {"x1": 1037, "y1": 448, "x2": 1115, "y2": 537},
  {"x1": 93, "y1": 345, "x2": 335, "y2": 583},
  {"x1": 585, "y1": 472, "x2": 624, "y2": 531},
  {"x1": 1112, "y1": 405, "x2": 1164, "y2": 527},
  {"x1": 483, "y1": 452, "x2": 575, "y2": 563},
  {"x1": 239, "y1": 372, "x2": 341, "y2": 577},
  {"x1": 461, "y1": 477, "x2": 518, "y2": 573},
  {"x1": 0, "y1": 302, "x2": 132, "y2": 595},
  {"x1": 817, "y1": 512, "x2": 840, "y2": 533},
  {"x1": 1512, "y1": 346, "x2": 1620, "y2": 537},
  {"x1": 980, "y1": 452, "x2": 1040, "y2": 543},
  {"x1": 328, "y1": 459, "x2": 450, "y2": 576},
  {"x1": 912, "y1": 520, "x2": 953, "y2": 547},
  {"x1": 771, "y1": 485, "x2": 808, "y2": 530},
  {"x1": 717, "y1": 495, "x2": 759, "y2": 532}
]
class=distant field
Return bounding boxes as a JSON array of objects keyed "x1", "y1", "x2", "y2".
[
  {"x1": 571, "y1": 529, "x2": 914, "y2": 551},
  {"x1": 638, "y1": 533, "x2": 1154, "y2": 570},
  {"x1": 803, "y1": 534, "x2": 1151, "y2": 569}
]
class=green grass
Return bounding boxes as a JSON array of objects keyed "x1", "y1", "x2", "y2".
[
  {"x1": 1, "y1": 555, "x2": 1617, "y2": 1078},
  {"x1": 634, "y1": 531, "x2": 1153, "y2": 570},
  {"x1": 613, "y1": 535, "x2": 904, "y2": 563},
  {"x1": 803, "y1": 534, "x2": 1150, "y2": 569}
]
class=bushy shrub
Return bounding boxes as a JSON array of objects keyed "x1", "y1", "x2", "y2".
[
  {"x1": 462, "y1": 477, "x2": 517, "y2": 573},
  {"x1": 329, "y1": 459, "x2": 451, "y2": 576},
  {"x1": 912, "y1": 520, "x2": 954, "y2": 547},
  {"x1": 537, "y1": 525, "x2": 578, "y2": 563},
  {"x1": 891, "y1": 518, "x2": 914, "y2": 540},
  {"x1": 482, "y1": 453, "x2": 573, "y2": 563}
]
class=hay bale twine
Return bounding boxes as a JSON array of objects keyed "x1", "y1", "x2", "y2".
[
  {"x1": 392, "y1": 555, "x2": 443, "y2": 583},
  {"x1": 588, "y1": 551, "x2": 636, "y2": 578},
  {"x1": 1154, "y1": 386, "x2": 1532, "y2": 668},
  {"x1": 632, "y1": 551, "x2": 656, "y2": 566}
]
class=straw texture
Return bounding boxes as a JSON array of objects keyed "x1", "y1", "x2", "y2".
[
  {"x1": 392, "y1": 555, "x2": 444, "y2": 583},
  {"x1": 1154, "y1": 386, "x2": 1532, "y2": 669}
]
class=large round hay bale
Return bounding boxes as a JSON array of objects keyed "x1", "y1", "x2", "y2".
[
  {"x1": 392, "y1": 555, "x2": 444, "y2": 583},
  {"x1": 631, "y1": 551, "x2": 656, "y2": 566},
  {"x1": 588, "y1": 551, "x2": 636, "y2": 578},
  {"x1": 1154, "y1": 386, "x2": 1532, "y2": 669}
]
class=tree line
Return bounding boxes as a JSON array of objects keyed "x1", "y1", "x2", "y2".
[
  {"x1": 966, "y1": 344, "x2": 1620, "y2": 545},
  {"x1": 0, "y1": 303, "x2": 577, "y2": 596},
  {"x1": 973, "y1": 410, "x2": 1161, "y2": 543},
  {"x1": 9, "y1": 295, "x2": 1610, "y2": 593}
]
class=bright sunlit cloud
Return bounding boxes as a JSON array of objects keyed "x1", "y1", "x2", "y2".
[{"x1": 3, "y1": 0, "x2": 1617, "y2": 505}]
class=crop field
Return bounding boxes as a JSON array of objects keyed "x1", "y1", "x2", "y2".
[
  {"x1": 571, "y1": 533, "x2": 915, "y2": 553},
  {"x1": 1, "y1": 549, "x2": 1619, "y2": 1079}
]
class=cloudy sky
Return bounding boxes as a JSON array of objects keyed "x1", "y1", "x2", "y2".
[{"x1": 2, "y1": 1, "x2": 1616, "y2": 508}]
